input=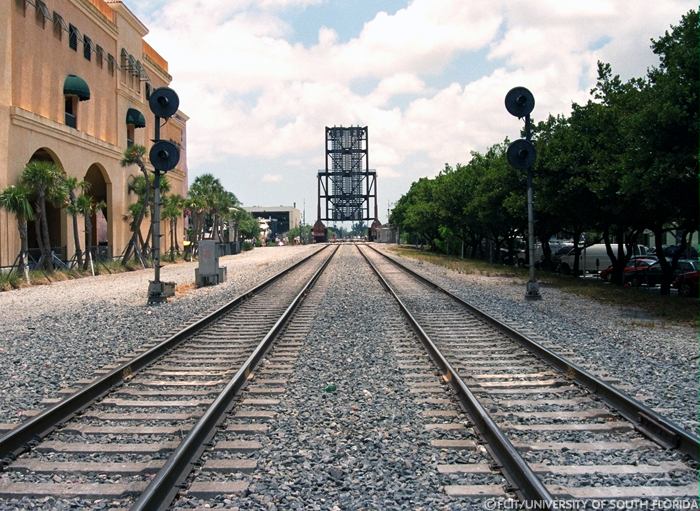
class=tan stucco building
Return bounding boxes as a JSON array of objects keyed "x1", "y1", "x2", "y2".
[{"x1": 0, "y1": 0, "x2": 188, "y2": 267}]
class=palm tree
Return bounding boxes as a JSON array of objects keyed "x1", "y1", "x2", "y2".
[
  {"x1": 21, "y1": 160, "x2": 63, "y2": 271},
  {"x1": 188, "y1": 174, "x2": 233, "y2": 241},
  {"x1": 162, "y1": 194, "x2": 184, "y2": 261},
  {"x1": 122, "y1": 175, "x2": 149, "y2": 266},
  {"x1": 120, "y1": 145, "x2": 150, "y2": 265},
  {"x1": 0, "y1": 184, "x2": 34, "y2": 283},
  {"x1": 64, "y1": 176, "x2": 89, "y2": 267},
  {"x1": 75, "y1": 193, "x2": 106, "y2": 272}
]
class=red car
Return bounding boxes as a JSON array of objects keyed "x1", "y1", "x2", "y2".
[
  {"x1": 630, "y1": 259, "x2": 699, "y2": 287},
  {"x1": 599, "y1": 258, "x2": 656, "y2": 282},
  {"x1": 673, "y1": 271, "x2": 698, "y2": 297}
]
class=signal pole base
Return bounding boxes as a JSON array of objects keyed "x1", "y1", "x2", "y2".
[
  {"x1": 147, "y1": 280, "x2": 176, "y2": 305},
  {"x1": 525, "y1": 280, "x2": 542, "y2": 301}
]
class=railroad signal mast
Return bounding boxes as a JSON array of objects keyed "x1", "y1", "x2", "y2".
[
  {"x1": 147, "y1": 87, "x2": 181, "y2": 304},
  {"x1": 314, "y1": 126, "x2": 380, "y2": 242},
  {"x1": 505, "y1": 87, "x2": 541, "y2": 300}
]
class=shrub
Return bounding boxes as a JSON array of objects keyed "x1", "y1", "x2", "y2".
[{"x1": 0, "y1": 271, "x2": 20, "y2": 291}]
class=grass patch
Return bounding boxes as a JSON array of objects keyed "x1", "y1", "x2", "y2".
[
  {"x1": 0, "y1": 272, "x2": 20, "y2": 291},
  {"x1": 0, "y1": 259, "x2": 147, "y2": 292},
  {"x1": 0, "y1": 250, "x2": 204, "y2": 293},
  {"x1": 389, "y1": 246, "x2": 698, "y2": 326},
  {"x1": 0, "y1": 254, "x2": 199, "y2": 293},
  {"x1": 389, "y1": 246, "x2": 528, "y2": 278}
]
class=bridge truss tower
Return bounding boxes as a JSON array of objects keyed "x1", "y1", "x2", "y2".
[{"x1": 316, "y1": 126, "x2": 378, "y2": 229}]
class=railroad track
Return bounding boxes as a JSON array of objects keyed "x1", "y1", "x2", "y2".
[
  {"x1": 357, "y1": 243, "x2": 699, "y2": 504},
  {"x1": 167, "y1": 242, "x2": 514, "y2": 509},
  {"x1": 0, "y1": 244, "x2": 338, "y2": 510}
]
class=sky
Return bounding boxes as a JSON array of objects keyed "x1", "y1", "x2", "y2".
[{"x1": 130, "y1": 0, "x2": 695, "y2": 224}]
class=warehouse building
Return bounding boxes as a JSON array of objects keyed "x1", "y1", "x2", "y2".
[{"x1": 243, "y1": 206, "x2": 301, "y2": 239}]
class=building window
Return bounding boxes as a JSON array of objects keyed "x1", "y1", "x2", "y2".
[
  {"x1": 107, "y1": 54, "x2": 115, "y2": 75},
  {"x1": 127, "y1": 55, "x2": 137, "y2": 88},
  {"x1": 65, "y1": 96, "x2": 77, "y2": 129},
  {"x1": 96, "y1": 45, "x2": 104, "y2": 68},
  {"x1": 145, "y1": 83, "x2": 152, "y2": 100},
  {"x1": 53, "y1": 12, "x2": 65, "y2": 40},
  {"x1": 127, "y1": 124, "x2": 135, "y2": 147},
  {"x1": 120, "y1": 48, "x2": 128, "y2": 82},
  {"x1": 68, "y1": 24, "x2": 79, "y2": 51},
  {"x1": 15, "y1": 0, "x2": 26, "y2": 16},
  {"x1": 35, "y1": 0, "x2": 50, "y2": 28},
  {"x1": 83, "y1": 36, "x2": 92, "y2": 61}
]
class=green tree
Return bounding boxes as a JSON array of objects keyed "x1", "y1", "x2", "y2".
[
  {"x1": 534, "y1": 111, "x2": 602, "y2": 274},
  {"x1": 187, "y1": 174, "x2": 235, "y2": 242},
  {"x1": 236, "y1": 210, "x2": 260, "y2": 241},
  {"x1": 21, "y1": 160, "x2": 64, "y2": 271},
  {"x1": 433, "y1": 163, "x2": 480, "y2": 257},
  {"x1": 162, "y1": 193, "x2": 184, "y2": 261},
  {"x1": 0, "y1": 184, "x2": 34, "y2": 281},
  {"x1": 633, "y1": 9, "x2": 699, "y2": 293},
  {"x1": 120, "y1": 145, "x2": 150, "y2": 265},
  {"x1": 74, "y1": 193, "x2": 106, "y2": 271},
  {"x1": 392, "y1": 177, "x2": 441, "y2": 249},
  {"x1": 287, "y1": 224, "x2": 313, "y2": 243},
  {"x1": 468, "y1": 142, "x2": 526, "y2": 262},
  {"x1": 63, "y1": 176, "x2": 88, "y2": 267}
]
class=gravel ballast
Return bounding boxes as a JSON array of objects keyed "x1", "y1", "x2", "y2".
[
  {"x1": 0, "y1": 246, "x2": 318, "y2": 423},
  {"x1": 179, "y1": 244, "x2": 503, "y2": 510},
  {"x1": 377, "y1": 245, "x2": 698, "y2": 434}
]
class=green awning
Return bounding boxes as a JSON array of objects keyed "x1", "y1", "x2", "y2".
[
  {"x1": 63, "y1": 74, "x2": 90, "y2": 101},
  {"x1": 126, "y1": 108, "x2": 146, "y2": 128}
]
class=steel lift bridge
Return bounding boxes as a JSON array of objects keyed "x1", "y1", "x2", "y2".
[{"x1": 314, "y1": 126, "x2": 380, "y2": 242}]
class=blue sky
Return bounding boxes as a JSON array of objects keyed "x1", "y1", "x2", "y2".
[{"x1": 129, "y1": 0, "x2": 695, "y2": 224}]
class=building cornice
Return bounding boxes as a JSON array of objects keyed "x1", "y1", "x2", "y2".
[
  {"x1": 105, "y1": 1, "x2": 148, "y2": 37},
  {"x1": 70, "y1": 0, "x2": 119, "y2": 39},
  {"x1": 10, "y1": 107, "x2": 123, "y2": 161},
  {"x1": 142, "y1": 58, "x2": 172, "y2": 84}
]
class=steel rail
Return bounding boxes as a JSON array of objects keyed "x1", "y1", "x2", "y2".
[
  {"x1": 0, "y1": 245, "x2": 329, "y2": 464},
  {"x1": 132, "y1": 244, "x2": 339, "y2": 510},
  {"x1": 356, "y1": 244, "x2": 553, "y2": 503},
  {"x1": 364, "y1": 244, "x2": 700, "y2": 462}
]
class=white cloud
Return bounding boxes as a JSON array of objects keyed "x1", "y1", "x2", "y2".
[
  {"x1": 262, "y1": 174, "x2": 283, "y2": 183},
  {"x1": 140, "y1": 0, "x2": 697, "y2": 210}
]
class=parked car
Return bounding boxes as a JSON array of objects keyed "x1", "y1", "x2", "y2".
[
  {"x1": 626, "y1": 259, "x2": 700, "y2": 287},
  {"x1": 599, "y1": 257, "x2": 657, "y2": 282},
  {"x1": 672, "y1": 271, "x2": 698, "y2": 297},
  {"x1": 558, "y1": 244, "x2": 650, "y2": 274},
  {"x1": 549, "y1": 243, "x2": 574, "y2": 263},
  {"x1": 649, "y1": 245, "x2": 699, "y2": 259},
  {"x1": 499, "y1": 247, "x2": 526, "y2": 266}
]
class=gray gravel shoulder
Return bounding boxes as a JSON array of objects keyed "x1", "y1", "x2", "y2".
[
  {"x1": 376, "y1": 244, "x2": 698, "y2": 434},
  {"x1": 0, "y1": 245, "x2": 319, "y2": 423}
]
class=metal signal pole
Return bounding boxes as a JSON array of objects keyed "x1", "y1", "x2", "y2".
[{"x1": 505, "y1": 87, "x2": 541, "y2": 300}]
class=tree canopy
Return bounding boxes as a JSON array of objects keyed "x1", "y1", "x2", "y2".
[{"x1": 390, "y1": 10, "x2": 698, "y2": 293}]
